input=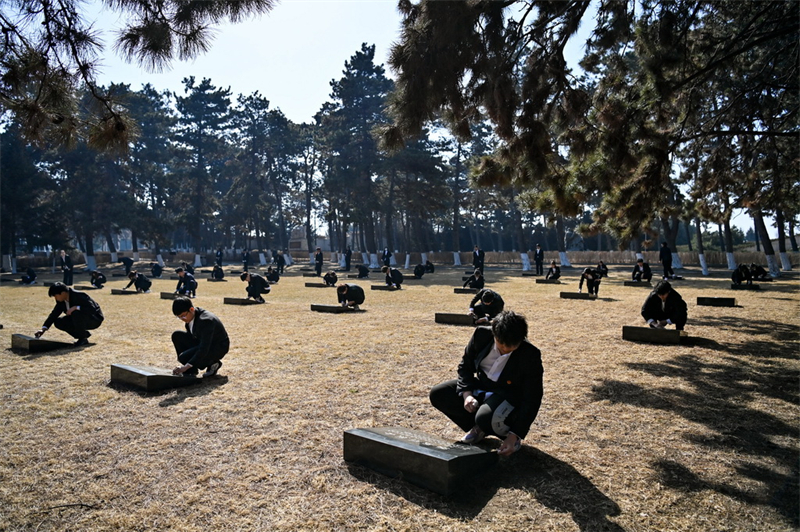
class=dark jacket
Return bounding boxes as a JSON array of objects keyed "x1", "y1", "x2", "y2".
[
  {"x1": 60, "y1": 254, "x2": 73, "y2": 272},
  {"x1": 176, "y1": 272, "x2": 197, "y2": 291},
  {"x1": 151, "y1": 264, "x2": 163, "y2": 278},
  {"x1": 413, "y1": 264, "x2": 425, "y2": 279},
  {"x1": 578, "y1": 269, "x2": 601, "y2": 291},
  {"x1": 184, "y1": 307, "x2": 230, "y2": 369},
  {"x1": 463, "y1": 274, "x2": 485, "y2": 289},
  {"x1": 125, "y1": 273, "x2": 151, "y2": 291},
  {"x1": 91, "y1": 272, "x2": 107, "y2": 286},
  {"x1": 456, "y1": 326, "x2": 544, "y2": 439},
  {"x1": 385, "y1": 268, "x2": 403, "y2": 286},
  {"x1": 659, "y1": 245, "x2": 672, "y2": 264},
  {"x1": 248, "y1": 273, "x2": 271, "y2": 293},
  {"x1": 43, "y1": 288, "x2": 104, "y2": 329},
  {"x1": 338, "y1": 283, "x2": 365, "y2": 305},
  {"x1": 356, "y1": 265, "x2": 369, "y2": 278},
  {"x1": 545, "y1": 266, "x2": 561, "y2": 280},
  {"x1": 641, "y1": 288, "x2": 688, "y2": 330},
  {"x1": 323, "y1": 272, "x2": 338, "y2": 286},
  {"x1": 470, "y1": 289, "x2": 505, "y2": 317},
  {"x1": 632, "y1": 262, "x2": 652, "y2": 280},
  {"x1": 315, "y1": 251, "x2": 324, "y2": 265},
  {"x1": 473, "y1": 249, "x2": 485, "y2": 268}
]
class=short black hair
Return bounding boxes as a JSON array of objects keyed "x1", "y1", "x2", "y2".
[
  {"x1": 381, "y1": 266, "x2": 389, "y2": 273},
  {"x1": 474, "y1": 268, "x2": 481, "y2": 276},
  {"x1": 175, "y1": 267, "x2": 184, "y2": 273},
  {"x1": 491, "y1": 311, "x2": 528, "y2": 347},
  {"x1": 48, "y1": 282, "x2": 69, "y2": 296},
  {"x1": 172, "y1": 296, "x2": 193, "y2": 315},
  {"x1": 655, "y1": 280, "x2": 672, "y2": 295},
  {"x1": 240, "y1": 272, "x2": 249, "y2": 281},
  {"x1": 128, "y1": 271, "x2": 137, "y2": 279},
  {"x1": 337, "y1": 284, "x2": 348, "y2": 294},
  {"x1": 480, "y1": 290, "x2": 495, "y2": 304}
]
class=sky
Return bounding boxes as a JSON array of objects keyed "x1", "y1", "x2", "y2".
[{"x1": 89, "y1": 0, "x2": 768, "y2": 238}]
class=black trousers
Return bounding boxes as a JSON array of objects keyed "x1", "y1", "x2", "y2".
[
  {"x1": 535, "y1": 261, "x2": 543, "y2": 275},
  {"x1": 62, "y1": 269, "x2": 73, "y2": 285},
  {"x1": 177, "y1": 280, "x2": 198, "y2": 295},
  {"x1": 585, "y1": 278, "x2": 600, "y2": 296},
  {"x1": 662, "y1": 261, "x2": 674, "y2": 278},
  {"x1": 315, "y1": 263, "x2": 323, "y2": 276},
  {"x1": 171, "y1": 330, "x2": 227, "y2": 372},
  {"x1": 53, "y1": 312, "x2": 102, "y2": 340},
  {"x1": 246, "y1": 285, "x2": 269, "y2": 298},
  {"x1": 430, "y1": 379, "x2": 515, "y2": 437}
]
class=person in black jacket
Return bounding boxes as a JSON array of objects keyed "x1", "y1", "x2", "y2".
[
  {"x1": 533, "y1": 244, "x2": 544, "y2": 275},
  {"x1": 240, "y1": 271, "x2": 270, "y2": 303},
  {"x1": 276, "y1": 251, "x2": 286, "y2": 274},
  {"x1": 463, "y1": 269, "x2": 485, "y2": 289},
  {"x1": 171, "y1": 297, "x2": 229, "y2": 377},
  {"x1": 632, "y1": 259, "x2": 653, "y2": 282},
  {"x1": 424, "y1": 260, "x2": 435, "y2": 273},
  {"x1": 90, "y1": 270, "x2": 107, "y2": 288},
  {"x1": 124, "y1": 271, "x2": 152, "y2": 293},
  {"x1": 469, "y1": 289, "x2": 504, "y2": 325},
  {"x1": 175, "y1": 267, "x2": 198, "y2": 297},
  {"x1": 34, "y1": 283, "x2": 104, "y2": 346},
  {"x1": 381, "y1": 248, "x2": 392, "y2": 267},
  {"x1": 242, "y1": 249, "x2": 251, "y2": 272},
  {"x1": 731, "y1": 264, "x2": 753, "y2": 286},
  {"x1": 578, "y1": 267, "x2": 601, "y2": 296},
  {"x1": 20, "y1": 267, "x2": 37, "y2": 285},
  {"x1": 120, "y1": 256, "x2": 135, "y2": 276},
  {"x1": 659, "y1": 242, "x2": 675, "y2": 279},
  {"x1": 750, "y1": 263, "x2": 770, "y2": 281},
  {"x1": 323, "y1": 271, "x2": 338, "y2": 286},
  {"x1": 265, "y1": 266, "x2": 279, "y2": 283},
  {"x1": 473, "y1": 245, "x2": 485, "y2": 273},
  {"x1": 150, "y1": 262, "x2": 163, "y2": 278},
  {"x1": 596, "y1": 261, "x2": 609, "y2": 278},
  {"x1": 545, "y1": 261, "x2": 561, "y2": 280},
  {"x1": 413, "y1": 263, "x2": 425, "y2": 279},
  {"x1": 314, "y1": 247, "x2": 324, "y2": 277},
  {"x1": 180, "y1": 261, "x2": 195, "y2": 275},
  {"x1": 344, "y1": 246, "x2": 353, "y2": 271},
  {"x1": 429, "y1": 311, "x2": 543, "y2": 456},
  {"x1": 59, "y1": 250, "x2": 73, "y2": 285},
  {"x1": 212, "y1": 264, "x2": 225, "y2": 280},
  {"x1": 381, "y1": 266, "x2": 403, "y2": 288},
  {"x1": 215, "y1": 248, "x2": 224, "y2": 267},
  {"x1": 641, "y1": 280, "x2": 688, "y2": 331},
  {"x1": 355, "y1": 264, "x2": 370, "y2": 278},
  {"x1": 337, "y1": 283, "x2": 365, "y2": 310}
]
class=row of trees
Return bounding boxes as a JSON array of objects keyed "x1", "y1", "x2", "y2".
[{"x1": 1, "y1": 1, "x2": 797, "y2": 274}]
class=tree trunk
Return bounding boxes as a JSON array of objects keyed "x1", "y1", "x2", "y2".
[
  {"x1": 451, "y1": 142, "x2": 463, "y2": 252},
  {"x1": 788, "y1": 217, "x2": 799, "y2": 252},
  {"x1": 753, "y1": 210, "x2": 780, "y2": 276},
  {"x1": 660, "y1": 215, "x2": 683, "y2": 268},
  {"x1": 105, "y1": 231, "x2": 118, "y2": 263},
  {"x1": 385, "y1": 171, "x2": 396, "y2": 251},
  {"x1": 683, "y1": 220, "x2": 693, "y2": 251},
  {"x1": 694, "y1": 218, "x2": 708, "y2": 275},
  {"x1": 556, "y1": 214, "x2": 571, "y2": 267},
  {"x1": 85, "y1": 230, "x2": 97, "y2": 271},
  {"x1": 775, "y1": 209, "x2": 792, "y2": 270}
]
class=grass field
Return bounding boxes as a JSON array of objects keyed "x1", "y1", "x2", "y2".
[{"x1": 0, "y1": 263, "x2": 797, "y2": 532}]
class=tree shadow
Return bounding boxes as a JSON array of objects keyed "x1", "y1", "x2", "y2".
[
  {"x1": 591, "y1": 351, "x2": 799, "y2": 526},
  {"x1": 347, "y1": 445, "x2": 624, "y2": 531},
  {"x1": 697, "y1": 316, "x2": 798, "y2": 345}
]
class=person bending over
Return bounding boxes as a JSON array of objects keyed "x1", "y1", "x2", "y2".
[
  {"x1": 151, "y1": 262, "x2": 163, "y2": 279},
  {"x1": 469, "y1": 289, "x2": 505, "y2": 325},
  {"x1": 323, "y1": 271, "x2": 338, "y2": 287},
  {"x1": 240, "y1": 271, "x2": 270, "y2": 303},
  {"x1": 212, "y1": 264, "x2": 225, "y2": 280},
  {"x1": 124, "y1": 270, "x2": 152, "y2": 293},
  {"x1": 175, "y1": 267, "x2": 198, "y2": 297},
  {"x1": 34, "y1": 283, "x2": 104, "y2": 346},
  {"x1": 265, "y1": 266, "x2": 280, "y2": 283},
  {"x1": 20, "y1": 267, "x2": 37, "y2": 285},
  {"x1": 750, "y1": 263, "x2": 769, "y2": 281},
  {"x1": 171, "y1": 297, "x2": 229, "y2": 378},
  {"x1": 413, "y1": 263, "x2": 425, "y2": 279},
  {"x1": 424, "y1": 260, "x2": 435, "y2": 273},
  {"x1": 731, "y1": 264, "x2": 752, "y2": 286},
  {"x1": 430, "y1": 311, "x2": 543, "y2": 456},
  {"x1": 90, "y1": 270, "x2": 107, "y2": 288},
  {"x1": 578, "y1": 267, "x2": 601, "y2": 296},
  {"x1": 463, "y1": 269, "x2": 485, "y2": 290},
  {"x1": 337, "y1": 283, "x2": 365, "y2": 310},
  {"x1": 596, "y1": 261, "x2": 609, "y2": 278},
  {"x1": 641, "y1": 280, "x2": 687, "y2": 331},
  {"x1": 356, "y1": 264, "x2": 370, "y2": 279},
  {"x1": 381, "y1": 266, "x2": 403, "y2": 288},
  {"x1": 632, "y1": 259, "x2": 653, "y2": 282},
  {"x1": 545, "y1": 261, "x2": 561, "y2": 280}
]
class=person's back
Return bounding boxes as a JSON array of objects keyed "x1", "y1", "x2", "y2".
[
  {"x1": 414, "y1": 264, "x2": 425, "y2": 279},
  {"x1": 323, "y1": 271, "x2": 338, "y2": 286},
  {"x1": 356, "y1": 264, "x2": 369, "y2": 278}
]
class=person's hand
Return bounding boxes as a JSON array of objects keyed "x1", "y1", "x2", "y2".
[
  {"x1": 172, "y1": 363, "x2": 192, "y2": 376},
  {"x1": 475, "y1": 317, "x2": 488, "y2": 325},
  {"x1": 34, "y1": 329, "x2": 45, "y2": 339},
  {"x1": 463, "y1": 394, "x2": 479, "y2": 413},
  {"x1": 65, "y1": 305, "x2": 77, "y2": 316},
  {"x1": 498, "y1": 433, "x2": 521, "y2": 456}
]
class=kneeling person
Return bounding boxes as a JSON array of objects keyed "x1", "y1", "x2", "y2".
[
  {"x1": 337, "y1": 283, "x2": 365, "y2": 310},
  {"x1": 429, "y1": 311, "x2": 543, "y2": 456},
  {"x1": 469, "y1": 288, "x2": 505, "y2": 325},
  {"x1": 171, "y1": 297, "x2": 229, "y2": 377},
  {"x1": 323, "y1": 271, "x2": 338, "y2": 286},
  {"x1": 381, "y1": 265, "x2": 403, "y2": 288},
  {"x1": 175, "y1": 267, "x2": 198, "y2": 297},
  {"x1": 34, "y1": 283, "x2": 104, "y2": 346},
  {"x1": 641, "y1": 280, "x2": 687, "y2": 331},
  {"x1": 240, "y1": 271, "x2": 270, "y2": 303}
]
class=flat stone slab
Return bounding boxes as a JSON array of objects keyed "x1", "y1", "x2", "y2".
[
  {"x1": 343, "y1": 427, "x2": 498, "y2": 496},
  {"x1": 622, "y1": 326, "x2": 686, "y2": 344},
  {"x1": 111, "y1": 273, "x2": 127, "y2": 277},
  {"x1": 303, "y1": 273, "x2": 320, "y2": 277},
  {"x1": 536, "y1": 279, "x2": 561, "y2": 284},
  {"x1": 224, "y1": 297, "x2": 263, "y2": 305},
  {"x1": 305, "y1": 282, "x2": 333, "y2": 288},
  {"x1": 12, "y1": 334, "x2": 74, "y2": 352},
  {"x1": 43, "y1": 282, "x2": 56, "y2": 287},
  {"x1": 731, "y1": 284, "x2": 760, "y2": 290},
  {"x1": 207, "y1": 278, "x2": 228, "y2": 282},
  {"x1": 110, "y1": 364, "x2": 198, "y2": 392},
  {"x1": 111, "y1": 289, "x2": 142, "y2": 295},
  {"x1": 160, "y1": 292, "x2": 178, "y2": 300},
  {"x1": 73, "y1": 285, "x2": 100, "y2": 290},
  {"x1": 560, "y1": 292, "x2": 597, "y2": 300},
  {"x1": 371, "y1": 285, "x2": 401, "y2": 291},
  {"x1": 697, "y1": 296, "x2": 737, "y2": 307},
  {"x1": 453, "y1": 288, "x2": 477, "y2": 294},
  {"x1": 434, "y1": 313, "x2": 475, "y2": 326},
  {"x1": 310, "y1": 304, "x2": 361, "y2": 313},
  {"x1": 347, "y1": 274, "x2": 368, "y2": 279},
  {"x1": 624, "y1": 281, "x2": 652, "y2": 287}
]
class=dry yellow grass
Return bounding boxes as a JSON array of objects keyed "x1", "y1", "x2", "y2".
[{"x1": 0, "y1": 263, "x2": 797, "y2": 532}]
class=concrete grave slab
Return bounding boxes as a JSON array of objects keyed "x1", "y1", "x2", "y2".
[
  {"x1": 453, "y1": 288, "x2": 477, "y2": 294},
  {"x1": 111, "y1": 273, "x2": 127, "y2": 277},
  {"x1": 522, "y1": 272, "x2": 537, "y2": 277},
  {"x1": 73, "y1": 285, "x2": 100, "y2": 290},
  {"x1": 223, "y1": 297, "x2": 262, "y2": 305},
  {"x1": 697, "y1": 297, "x2": 737, "y2": 307},
  {"x1": 305, "y1": 282, "x2": 333, "y2": 288},
  {"x1": 731, "y1": 284, "x2": 760, "y2": 290},
  {"x1": 43, "y1": 282, "x2": 55, "y2": 287},
  {"x1": 1, "y1": 277, "x2": 17, "y2": 283},
  {"x1": 434, "y1": 313, "x2": 475, "y2": 326},
  {"x1": 624, "y1": 281, "x2": 652, "y2": 287},
  {"x1": 169, "y1": 276, "x2": 180, "y2": 280},
  {"x1": 207, "y1": 278, "x2": 228, "y2": 282},
  {"x1": 310, "y1": 304, "x2": 360, "y2": 313},
  {"x1": 622, "y1": 325, "x2": 686, "y2": 344},
  {"x1": 347, "y1": 274, "x2": 367, "y2": 279},
  {"x1": 371, "y1": 285, "x2": 400, "y2": 291},
  {"x1": 343, "y1": 427, "x2": 498, "y2": 496},
  {"x1": 111, "y1": 289, "x2": 141, "y2": 295},
  {"x1": 536, "y1": 279, "x2": 561, "y2": 284},
  {"x1": 560, "y1": 292, "x2": 597, "y2": 300},
  {"x1": 110, "y1": 363, "x2": 199, "y2": 392},
  {"x1": 160, "y1": 292, "x2": 178, "y2": 300},
  {"x1": 12, "y1": 334, "x2": 74, "y2": 352}
]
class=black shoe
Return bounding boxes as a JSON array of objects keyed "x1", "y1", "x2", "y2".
[
  {"x1": 74, "y1": 338, "x2": 89, "y2": 347},
  {"x1": 203, "y1": 361, "x2": 222, "y2": 377}
]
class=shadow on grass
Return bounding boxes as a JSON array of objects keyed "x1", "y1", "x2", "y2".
[
  {"x1": 8, "y1": 342, "x2": 93, "y2": 360},
  {"x1": 591, "y1": 352, "x2": 799, "y2": 527},
  {"x1": 347, "y1": 446, "x2": 624, "y2": 531},
  {"x1": 107, "y1": 375, "x2": 229, "y2": 406}
]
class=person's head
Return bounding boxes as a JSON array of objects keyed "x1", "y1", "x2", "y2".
[
  {"x1": 551, "y1": 260, "x2": 556, "y2": 266},
  {"x1": 172, "y1": 297, "x2": 195, "y2": 322},
  {"x1": 474, "y1": 268, "x2": 482, "y2": 276},
  {"x1": 381, "y1": 266, "x2": 389, "y2": 273},
  {"x1": 480, "y1": 290, "x2": 495, "y2": 305},
  {"x1": 128, "y1": 271, "x2": 137, "y2": 279},
  {"x1": 536, "y1": 244, "x2": 541, "y2": 248},
  {"x1": 582, "y1": 267, "x2": 592, "y2": 276},
  {"x1": 316, "y1": 247, "x2": 321, "y2": 252},
  {"x1": 48, "y1": 282, "x2": 70, "y2": 301},
  {"x1": 60, "y1": 250, "x2": 66, "y2": 257},
  {"x1": 240, "y1": 272, "x2": 250, "y2": 282},
  {"x1": 637, "y1": 258, "x2": 644, "y2": 265},
  {"x1": 474, "y1": 245, "x2": 478, "y2": 250},
  {"x1": 91, "y1": 270, "x2": 98, "y2": 276},
  {"x1": 175, "y1": 267, "x2": 185, "y2": 276},
  {"x1": 655, "y1": 280, "x2": 672, "y2": 301},
  {"x1": 337, "y1": 284, "x2": 349, "y2": 295},
  {"x1": 491, "y1": 311, "x2": 528, "y2": 353},
  {"x1": 598, "y1": 260, "x2": 605, "y2": 266},
  {"x1": 267, "y1": 266, "x2": 273, "y2": 272},
  {"x1": 661, "y1": 242, "x2": 667, "y2": 247}
]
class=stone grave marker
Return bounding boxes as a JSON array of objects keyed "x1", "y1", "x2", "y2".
[
  {"x1": 160, "y1": 292, "x2": 178, "y2": 300},
  {"x1": 522, "y1": 272, "x2": 537, "y2": 277},
  {"x1": 697, "y1": 296, "x2": 737, "y2": 307},
  {"x1": 310, "y1": 304, "x2": 361, "y2": 313},
  {"x1": 111, "y1": 289, "x2": 141, "y2": 295},
  {"x1": 207, "y1": 278, "x2": 228, "y2": 282},
  {"x1": 111, "y1": 273, "x2": 127, "y2": 277},
  {"x1": 434, "y1": 313, "x2": 475, "y2": 326},
  {"x1": 622, "y1": 326, "x2": 686, "y2": 344},
  {"x1": 305, "y1": 282, "x2": 332, "y2": 288},
  {"x1": 624, "y1": 281, "x2": 652, "y2": 287},
  {"x1": 303, "y1": 273, "x2": 319, "y2": 278},
  {"x1": 347, "y1": 274, "x2": 365, "y2": 279},
  {"x1": 371, "y1": 285, "x2": 400, "y2": 291},
  {"x1": 43, "y1": 282, "x2": 55, "y2": 287},
  {"x1": 560, "y1": 292, "x2": 597, "y2": 300},
  {"x1": 12, "y1": 334, "x2": 74, "y2": 353},
  {"x1": 536, "y1": 279, "x2": 561, "y2": 284},
  {"x1": 453, "y1": 288, "x2": 477, "y2": 294},
  {"x1": 74, "y1": 285, "x2": 100, "y2": 290},
  {"x1": 343, "y1": 427, "x2": 498, "y2": 496},
  {"x1": 731, "y1": 284, "x2": 760, "y2": 290},
  {"x1": 223, "y1": 297, "x2": 262, "y2": 305},
  {"x1": 110, "y1": 364, "x2": 199, "y2": 392}
]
